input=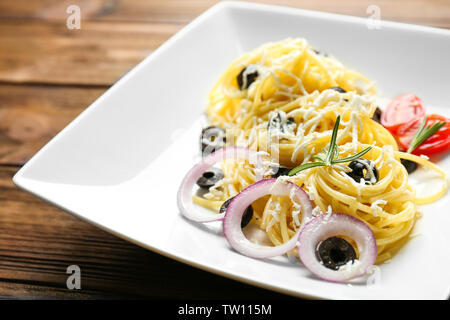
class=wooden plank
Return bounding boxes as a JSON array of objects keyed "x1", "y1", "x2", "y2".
[
  {"x1": 0, "y1": 84, "x2": 106, "y2": 165},
  {"x1": 0, "y1": 1, "x2": 449, "y2": 87},
  {"x1": 0, "y1": 165, "x2": 292, "y2": 299},
  {"x1": 0, "y1": 0, "x2": 449, "y2": 28},
  {"x1": 0, "y1": 280, "x2": 121, "y2": 299},
  {"x1": 0, "y1": 20, "x2": 182, "y2": 86}
]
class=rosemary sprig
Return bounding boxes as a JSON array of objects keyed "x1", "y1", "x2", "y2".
[
  {"x1": 406, "y1": 116, "x2": 446, "y2": 153},
  {"x1": 288, "y1": 115, "x2": 372, "y2": 176}
]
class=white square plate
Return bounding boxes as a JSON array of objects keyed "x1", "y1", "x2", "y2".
[{"x1": 13, "y1": 2, "x2": 450, "y2": 299}]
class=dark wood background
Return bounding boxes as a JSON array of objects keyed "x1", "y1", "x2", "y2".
[{"x1": 0, "y1": 0, "x2": 448, "y2": 299}]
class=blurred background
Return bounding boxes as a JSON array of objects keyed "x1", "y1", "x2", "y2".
[{"x1": 0, "y1": 0, "x2": 448, "y2": 299}]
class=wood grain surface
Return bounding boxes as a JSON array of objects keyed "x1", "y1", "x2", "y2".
[{"x1": 0, "y1": 0, "x2": 448, "y2": 299}]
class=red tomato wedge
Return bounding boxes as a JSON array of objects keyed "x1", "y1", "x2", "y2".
[
  {"x1": 381, "y1": 94, "x2": 425, "y2": 135},
  {"x1": 398, "y1": 114, "x2": 450, "y2": 156}
]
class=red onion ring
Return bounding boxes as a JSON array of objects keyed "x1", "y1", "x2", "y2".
[
  {"x1": 177, "y1": 147, "x2": 264, "y2": 222},
  {"x1": 297, "y1": 213, "x2": 377, "y2": 283},
  {"x1": 223, "y1": 178, "x2": 313, "y2": 259}
]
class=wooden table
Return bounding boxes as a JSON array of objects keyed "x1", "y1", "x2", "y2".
[{"x1": 0, "y1": 0, "x2": 448, "y2": 299}]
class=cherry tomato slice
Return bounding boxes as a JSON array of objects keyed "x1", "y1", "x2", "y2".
[
  {"x1": 381, "y1": 94, "x2": 425, "y2": 135},
  {"x1": 398, "y1": 114, "x2": 450, "y2": 156}
]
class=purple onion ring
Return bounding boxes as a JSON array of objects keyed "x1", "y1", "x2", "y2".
[
  {"x1": 297, "y1": 212, "x2": 377, "y2": 282},
  {"x1": 223, "y1": 178, "x2": 313, "y2": 259},
  {"x1": 177, "y1": 147, "x2": 264, "y2": 222}
]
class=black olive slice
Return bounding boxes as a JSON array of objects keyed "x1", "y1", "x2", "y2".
[
  {"x1": 268, "y1": 112, "x2": 296, "y2": 134},
  {"x1": 330, "y1": 87, "x2": 347, "y2": 93},
  {"x1": 270, "y1": 166, "x2": 292, "y2": 178},
  {"x1": 220, "y1": 197, "x2": 253, "y2": 228},
  {"x1": 200, "y1": 126, "x2": 226, "y2": 156},
  {"x1": 313, "y1": 49, "x2": 329, "y2": 57},
  {"x1": 346, "y1": 159, "x2": 379, "y2": 184},
  {"x1": 371, "y1": 107, "x2": 382, "y2": 124},
  {"x1": 196, "y1": 167, "x2": 224, "y2": 189},
  {"x1": 268, "y1": 112, "x2": 282, "y2": 129},
  {"x1": 237, "y1": 65, "x2": 259, "y2": 90},
  {"x1": 315, "y1": 236, "x2": 356, "y2": 270},
  {"x1": 401, "y1": 159, "x2": 418, "y2": 174}
]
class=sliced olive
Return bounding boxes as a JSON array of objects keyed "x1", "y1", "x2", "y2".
[
  {"x1": 346, "y1": 159, "x2": 379, "y2": 184},
  {"x1": 401, "y1": 159, "x2": 418, "y2": 174},
  {"x1": 200, "y1": 126, "x2": 226, "y2": 156},
  {"x1": 270, "y1": 166, "x2": 292, "y2": 178},
  {"x1": 268, "y1": 112, "x2": 296, "y2": 134},
  {"x1": 315, "y1": 236, "x2": 356, "y2": 270},
  {"x1": 330, "y1": 87, "x2": 347, "y2": 93},
  {"x1": 196, "y1": 167, "x2": 224, "y2": 189},
  {"x1": 371, "y1": 107, "x2": 382, "y2": 124},
  {"x1": 268, "y1": 112, "x2": 281, "y2": 129},
  {"x1": 237, "y1": 65, "x2": 259, "y2": 90},
  {"x1": 220, "y1": 197, "x2": 253, "y2": 228},
  {"x1": 313, "y1": 49, "x2": 328, "y2": 57}
]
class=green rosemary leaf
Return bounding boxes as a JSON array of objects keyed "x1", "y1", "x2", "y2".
[
  {"x1": 332, "y1": 146, "x2": 373, "y2": 164},
  {"x1": 325, "y1": 115, "x2": 341, "y2": 164},
  {"x1": 288, "y1": 161, "x2": 325, "y2": 176},
  {"x1": 407, "y1": 117, "x2": 446, "y2": 153},
  {"x1": 288, "y1": 116, "x2": 375, "y2": 176}
]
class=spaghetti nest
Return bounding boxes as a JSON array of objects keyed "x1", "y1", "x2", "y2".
[
  {"x1": 206, "y1": 38, "x2": 376, "y2": 128},
  {"x1": 295, "y1": 144, "x2": 418, "y2": 264},
  {"x1": 195, "y1": 38, "x2": 447, "y2": 265}
]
